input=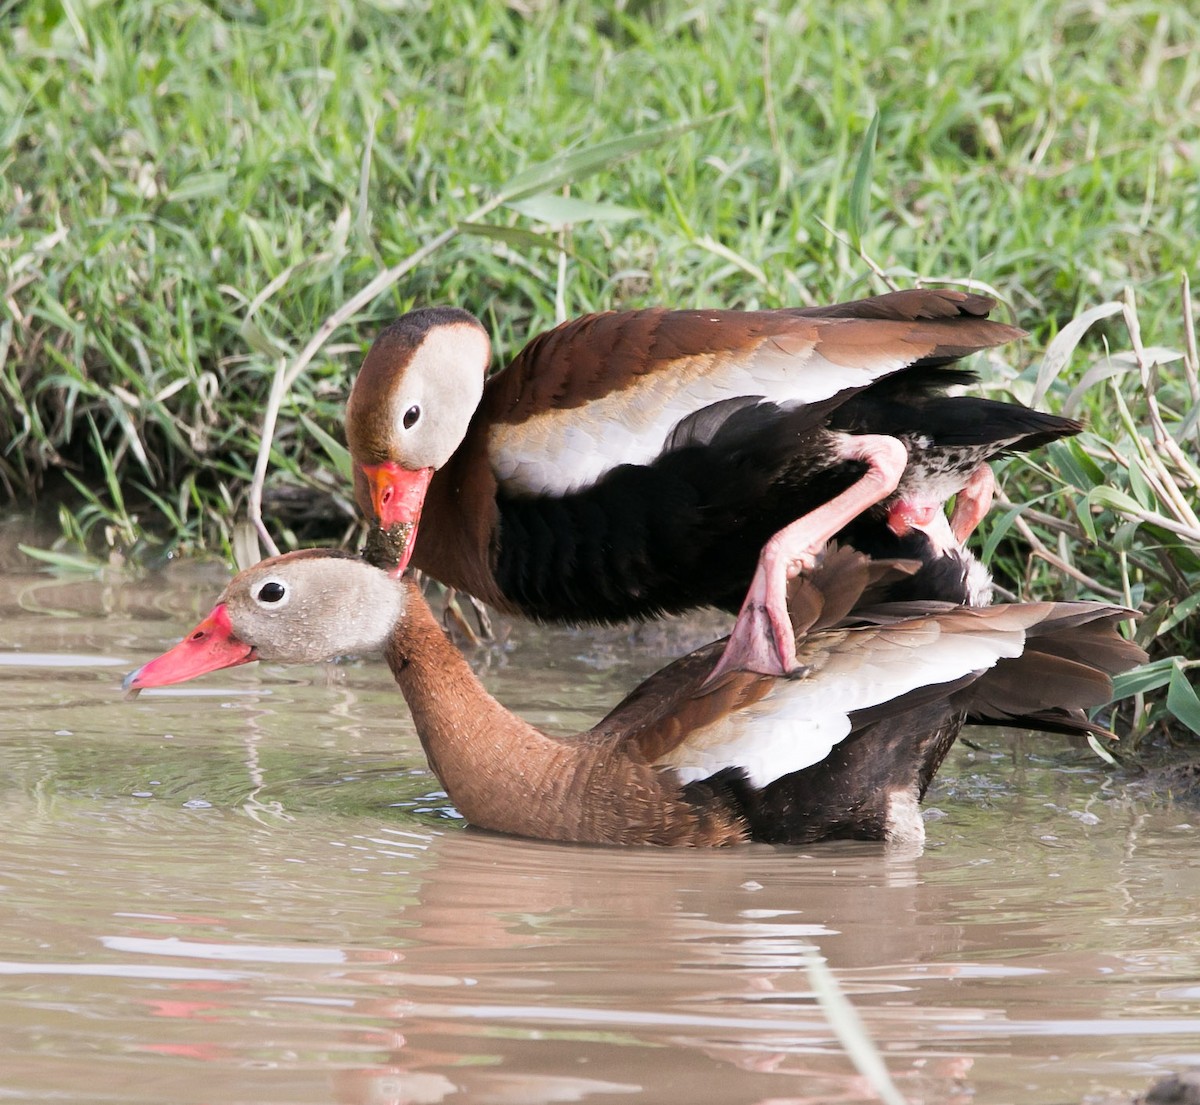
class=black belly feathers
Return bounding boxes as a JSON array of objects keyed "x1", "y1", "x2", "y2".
[
  {"x1": 492, "y1": 366, "x2": 1080, "y2": 624},
  {"x1": 493, "y1": 397, "x2": 858, "y2": 622}
]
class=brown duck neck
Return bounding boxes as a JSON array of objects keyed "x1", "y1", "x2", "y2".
[
  {"x1": 382, "y1": 581, "x2": 744, "y2": 847},
  {"x1": 384, "y1": 581, "x2": 579, "y2": 838}
]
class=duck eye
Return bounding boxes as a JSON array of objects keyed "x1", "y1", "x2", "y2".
[
  {"x1": 257, "y1": 581, "x2": 286, "y2": 603},
  {"x1": 403, "y1": 404, "x2": 420, "y2": 430}
]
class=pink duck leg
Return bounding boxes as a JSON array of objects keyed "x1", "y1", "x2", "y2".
[
  {"x1": 705, "y1": 434, "x2": 908, "y2": 684},
  {"x1": 949, "y1": 463, "x2": 996, "y2": 543},
  {"x1": 884, "y1": 462, "x2": 997, "y2": 541}
]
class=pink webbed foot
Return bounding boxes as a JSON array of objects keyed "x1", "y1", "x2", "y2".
[
  {"x1": 949, "y1": 463, "x2": 996, "y2": 543},
  {"x1": 704, "y1": 538, "x2": 819, "y2": 684},
  {"x1": 703, "y1": 434, "x2": 908, "y2": 685}
]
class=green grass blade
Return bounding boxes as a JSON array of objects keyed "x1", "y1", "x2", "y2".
[
  {"x1": 1167, "y1": 665, "x2": 1200, "y2": 735},
  {"x1": 848, "y1": 109, "x2": 880, "y2": 251},
  {"x1": 980, "y1": 505, "x2": 1027, "y2": 564},
  {"x1": 298, "y1": 414, "x2": 352, "y2": 482},
  {"x1": 1110, "y1": 658, "x2": 1176, "y2": 700},
  {"x1": 498, "y1": 118, "x2": 718, "y2": 204},
  {"x1": 1158, "y1": 593, "x2": 1200, "y2": 638},
  {"x1": 1033, "y1": 302, "x2": 1123, "y2": 406},
  {"x1": 1086, "y1": 733, "x2": 1119, "y2": 765},
  {"x1": 506, "y1": 194, "x2": 641, "y2": 227},
  {"x1": 458, "y1": 223, "x2": 564, "y2": 252},
  {"x1": 18, "y1": 544, "x2": 106, "y2": 574}
]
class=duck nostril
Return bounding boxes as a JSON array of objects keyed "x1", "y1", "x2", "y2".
[
  {"x1": 380, "y1": 486, "x2": 394, "y2": 507},
  {"x1": 189, "y1": 629, "x2": 207, "y2": 642}
]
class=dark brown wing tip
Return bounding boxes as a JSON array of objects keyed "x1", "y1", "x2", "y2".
[
  {"x1": 786, "y1": 544, "x2": 921, "y2": 636},
  {"x1": 791, "y1": 287, "x2": 1014, "y2": 323}
]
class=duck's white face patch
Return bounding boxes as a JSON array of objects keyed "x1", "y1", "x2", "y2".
[
  {"x1": 388, "y1": 325, "x2": 490, "y2": 471},
  {"x1": 656, "y1": 612, "x2": 1037, "y2": 790},
  {"x1": 488, "y1": 340, "x2": 914, "y2": 498}
]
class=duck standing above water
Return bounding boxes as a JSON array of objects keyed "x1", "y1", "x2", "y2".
[
  {"x1": 124, "y1": 548, "x2": 1142, "y2": 847},
  {"x1": 345, "y1": 289, "x2": 1079, "y2": 676}
]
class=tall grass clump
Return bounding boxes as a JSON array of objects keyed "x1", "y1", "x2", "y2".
[
  {"x1": 981, "y1": 285, "x2": 1200, "y2": 746},
  {"x1": 2, "y1": 0, "x2": 1197, "y2": 740}
]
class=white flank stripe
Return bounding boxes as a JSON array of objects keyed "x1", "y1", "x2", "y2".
[
  {"x1": 489, "y1": 345, "x2": 913, "y2": 498},
  {"x1": 658, "y1": 620, "x2": 1028, "y2": 790}
]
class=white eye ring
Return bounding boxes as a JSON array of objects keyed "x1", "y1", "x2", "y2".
[{"x1": 253, "y1": 579, "x2": 289, "y2": 608}]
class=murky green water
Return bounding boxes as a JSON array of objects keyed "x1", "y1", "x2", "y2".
[{"x1": 1, "y1": 535, "x2": 1198, "y2": 1104}]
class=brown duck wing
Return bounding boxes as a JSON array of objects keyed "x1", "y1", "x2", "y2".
[
  {"x1": 785, "y1": 545, "x2": 922, "y2": 636},
  {"x1": 791, "y1": 287, "x2": 1000, "y2": 321},
  {"x1": 597, "y1": 546, "x2": 905, "y2": 767},
  {"x1": 953, "y1": 603, "x2": 1145, "y2": 735},
  {"x1": 611, "y1": 578, "x2": 1042, "y2": 788},
  {"x1": 843, "y1": 602, "x2": 1143, "y2": 737},
  {"x1": 478, "y1": 295, "x2": 1021, "y2": 500}
]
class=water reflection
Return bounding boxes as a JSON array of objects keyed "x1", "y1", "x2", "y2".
[{"x1": 0, "y1": 550, "x2": 1198, "y2": 1104}]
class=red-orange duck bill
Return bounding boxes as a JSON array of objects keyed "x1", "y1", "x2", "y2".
[
  {"x1": 123, "y1": 603, "x2": 257, "y2": 697},
  {"x1": 360, "y1": 461, "x2": 433, "y2": 576}
]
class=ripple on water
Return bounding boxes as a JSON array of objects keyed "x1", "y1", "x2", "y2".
[{"x1": 0, "y1": 566, "x2": 1197, "y2": 1104}]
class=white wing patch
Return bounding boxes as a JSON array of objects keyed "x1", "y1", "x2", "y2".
[
  {"x1": 489, "y1": 342, "x2": 915, "y2": 498},
  {"x1": 657, "y1": 617, "x2": 1030, "y2": 790}
]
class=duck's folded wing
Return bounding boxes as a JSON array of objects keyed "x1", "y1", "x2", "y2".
[
  {"x1": 953, "y1": 603, "x2": 1145, "y2": 735},
  {"x1": 482, "y1": 293, "x2": 1021, "y2": 498},
  {"x1": 829, "y1": 602, "x2": 1143, "y2": 737},
  {"x1": 785, "y1": 544, "x2": 922, "y2": 637},
  {"x1": 605, "y1": 606, "x2": 1043, "y2": 792},
  {"x1": 587, "y1": 544, "x2": 922, "y2": 757}
]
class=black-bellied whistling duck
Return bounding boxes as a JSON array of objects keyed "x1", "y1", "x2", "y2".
[
  {"x1": 345, "y1": 289, "x2": 1080, "y2": 676},
  {"x1": 124, "y1": 547, "x2": 1142, "y2": 847}
]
